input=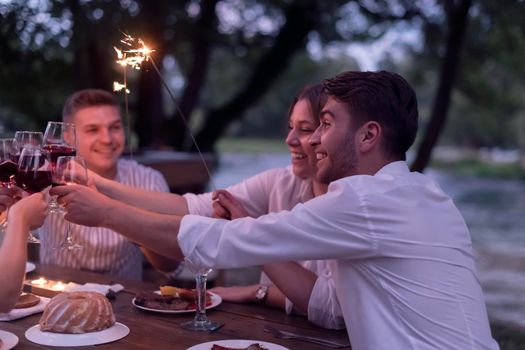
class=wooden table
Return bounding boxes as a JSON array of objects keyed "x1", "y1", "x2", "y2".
[{"x1": 1, "y1": 264, "x2": 351, "y2": 349}]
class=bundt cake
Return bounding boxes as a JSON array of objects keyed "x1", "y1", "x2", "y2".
[{"x1": 39, "y1": 291, "x2": 116, "y2": 334}]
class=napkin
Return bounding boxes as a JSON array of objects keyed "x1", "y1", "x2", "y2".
[
  {"x1": 0, "y1": 296, "x2": 50, "y2": 321},
  {"x1": 63, "y1": 282, "x2": 125, "y2": 296}
]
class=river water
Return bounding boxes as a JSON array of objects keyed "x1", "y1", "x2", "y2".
[{"x1": 212, "y1": 152, "x2": 525, "y2": 328}]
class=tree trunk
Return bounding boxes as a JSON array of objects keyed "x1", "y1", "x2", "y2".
[
  {"x1": 192, "y1": 0, "x2": 320, "y2": 152},
  {"x1": 68, "y1": 0, "x2": 111, "y2": 90},
  {"x1": 68, "y1": 0, "x2": 91, "y2": 89},
  {"x1": 169, "y1": 0, "x2": 219, "y2": 150},
  {"x1": 410, "y1": 0, "x2": 472, "y2": 172},
  {"x1": 135, "y1": 2, "x2": 169, "y2": 149}
]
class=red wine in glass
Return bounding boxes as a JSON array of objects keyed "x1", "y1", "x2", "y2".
[
  {"x1": 42, "y1": 145, "x2": 76, "y2": 166},
  {"x1": 0, "y1": 160, "x2": 17, "y2": 183},
  {"x1": 15, "y1": 170, "x2": 52, "y2": 193}
]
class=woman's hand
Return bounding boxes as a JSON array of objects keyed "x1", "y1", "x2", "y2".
[
  {"x1": 9, "y1": 192, "x2": 48, "y2": 230},
  {"x1": 212, "y1": 189, "x2": 249, "y2": 220},
  {"x1": 0, "y1": 186, "x2": 21, "y2": 212}
]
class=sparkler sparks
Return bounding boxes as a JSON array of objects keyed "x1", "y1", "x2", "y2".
[
  {"x1": 114, "y1": 34, "x2": 153, "y2": 70},
  {"x1": 113, "y1": 33, "x2": 154, "y2": 92},
  {"x1": 112, "y1": 33, "x2": 216, "y2": 190},
  {"x1": 113, "y1": 82, "x2": 130, "y2": 94}
]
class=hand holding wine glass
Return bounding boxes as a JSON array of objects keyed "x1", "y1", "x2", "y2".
[
  {"x1": 16, "y1": 145, "x2": 52, "y2": 243},
  {"x1": 43, "y1": 122, "x2": 76, "y2": 213},
  {"x1": 53, "y1": 155, "x2": 87, "y2": 250}
]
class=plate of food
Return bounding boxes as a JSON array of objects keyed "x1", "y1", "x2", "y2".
[
  {"x1": 25, "y1": 322, "x2": 129, "y2": 347},
  {"x1": 132, "y1": 286, "x2": 222, "y2": 314},
  {"x1": 187, "y1": 339, "x2": 289, "y2": 350},
  {"x1": 0, "y1": 330, "x2": 19, "y2": 350},
  {"x1": 25, "y1": 261, "x2": 36, "y2": 274}
]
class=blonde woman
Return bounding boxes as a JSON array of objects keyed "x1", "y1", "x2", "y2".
[{"x1": 0, "y1": 190, "x2": 47, "y2": 312}]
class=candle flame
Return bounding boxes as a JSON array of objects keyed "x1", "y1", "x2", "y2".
[
  {"x1": 31, "y1": 277, "x2": 48, "y2": 286},
  {"x1": 52, "y1": 281, "x2": 66, "y2": 291}
]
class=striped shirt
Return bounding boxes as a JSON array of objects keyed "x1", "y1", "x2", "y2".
[{"x1": 39, "y1": 159, "x2": 170, "y2": 280}]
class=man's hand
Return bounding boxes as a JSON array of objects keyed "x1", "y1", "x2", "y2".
[
  {"x1": 50, "y1": 184, "x2": 115, "y2": 227},
  {"x1": 212, "y1": 189, "x2": 249, "y2": 220}
]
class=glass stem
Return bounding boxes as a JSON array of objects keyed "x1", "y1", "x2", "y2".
[
  {"x1": 194, "y1": 274, "x2": 208, "y2": 322},
  {"x1": 64, "y1": 221, "x2": 73, "y2": 245}
]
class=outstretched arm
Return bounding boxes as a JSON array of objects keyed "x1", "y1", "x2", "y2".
[
  {"x1": 0, "y1": 193, "x2": 47, "y2": 312},
  {"x1": 51, "y1": 184, "x2": 185, "y2": 260},
  {"x1": 211, "y1": 284, "x2": 286, "y2": 310},
  {"x1": 89, "y1": 171, "x2": 189, "y2": 215}
]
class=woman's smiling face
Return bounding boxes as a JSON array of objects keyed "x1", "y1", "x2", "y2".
[{"x1": 285, "y1": 99, "x2": 319, "y2": 179}]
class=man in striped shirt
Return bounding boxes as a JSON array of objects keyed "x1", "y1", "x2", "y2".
[{"x1": 39, "y1": 89, "x2": 178, "y2": 280}]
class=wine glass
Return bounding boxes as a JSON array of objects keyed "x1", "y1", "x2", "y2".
[
  {"x1": 52, "y1": 155, "x2": 86, "y2": 250},
  {"x1": 180, "y1": 265, "x2": 220, "y2": 331},
  {"x1": 16, "y1": 145, "x2": 52, "y2": 243},
  {"x1": 42, "y1": 122, "x2": 76, "y2": 213},
  {"x1": 13, "y1": 131, "x2": 44, "y2": 163},
  {"x1": 0, "y1": 138, "x2": 18, "y2": 233}
]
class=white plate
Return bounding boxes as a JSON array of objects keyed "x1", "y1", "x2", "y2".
[
  {"x1": 187, "y1": 339, "x2": 289, "y2": 350},
  {"x1": 25, "y1": 262, "x2": 35, "y2": 274},
  {"x1": 25, "y1": 322, "x2": 129, "y2": 347},
  {"x1": 132, "y1": 291, "x2": 222, "y2": 314},
  {"x1": 0, "y1": 330, "x2": 19, "y2": 350}
]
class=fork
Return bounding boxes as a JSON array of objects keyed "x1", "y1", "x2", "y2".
[{"x1": 263, "y1": 324, "x2": 351, "y2": 348}]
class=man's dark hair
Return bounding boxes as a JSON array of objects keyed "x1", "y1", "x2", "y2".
[
  {"x1": 287, "y1": 84, "x2": 328, "y2": 123},
  {"x1": 323, "y1": 71, "x2": 418, "y2": 160},
  {"x1": 62, "y1": 89, "x2": 120, "y2": 122}
]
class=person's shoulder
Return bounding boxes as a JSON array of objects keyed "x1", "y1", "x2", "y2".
[
  {"x1": 330, "y1": 161, "x2": 441, "y2": 195},
  {"x1": 256, "y1": 166, "x2": 307, "y2": 186},
  {"x1": 118, "y1": 158, "x2": 160, "y2": 174},
  {"x1": 117, "y1": 159, "x2": 168, "y2": 182},
  {"x1": 258, "y1": 166, "x2": 294, "y2": 179}
]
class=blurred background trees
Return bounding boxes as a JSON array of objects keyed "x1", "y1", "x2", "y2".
[{"x1": 1, "y1": 0, "x2": 524, "y2": 171}]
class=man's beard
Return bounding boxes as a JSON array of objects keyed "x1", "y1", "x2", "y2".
[{"x1": 316, "y1": 133, "x2": 359, "y2": 184}]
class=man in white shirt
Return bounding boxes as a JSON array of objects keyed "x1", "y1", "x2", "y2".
[{"x1": 52, "y1": 71, "x2": 499, "y2": 349}]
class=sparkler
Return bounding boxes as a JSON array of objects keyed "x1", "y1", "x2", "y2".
[
  {"x1": 112, "y1": 82, "x2": 129, "y2": 94},
  {"x1": 113, "y1": 33, "x2": 216, "y2": 190}
]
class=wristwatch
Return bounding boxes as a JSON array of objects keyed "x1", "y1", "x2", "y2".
[{"x1": 255, "y1": 285, "x2": 269, "y2": 304}]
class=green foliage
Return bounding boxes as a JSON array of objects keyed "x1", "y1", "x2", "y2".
[
  {"x1": 431, "y1": 157, "x2": 525, "y2": 180},
  {"x1": 1, "y1": 0, "x2": 525, "y2": 155},
  {"x1": 404, "y1": 0, "x2": 525, "y2": 151},
  {"x1": 229, "y1": 52, "x2": 357, "y2": 138}
]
